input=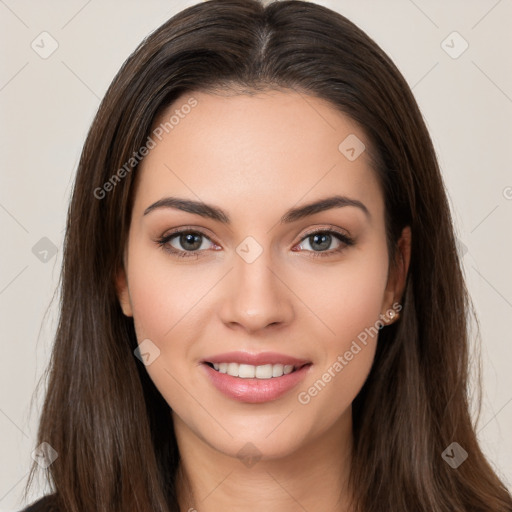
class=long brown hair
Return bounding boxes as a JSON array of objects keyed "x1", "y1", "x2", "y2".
[{"x1": 24, "y1": 0, "x2": 512, "y2": 510}]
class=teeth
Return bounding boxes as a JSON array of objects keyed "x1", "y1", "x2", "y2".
[
  {"x1": 272, "y1": 364, "x2": 283, "y2": 377},
  {"x1": 210, "y1": 362, "x2": 296, "y2": 379}
]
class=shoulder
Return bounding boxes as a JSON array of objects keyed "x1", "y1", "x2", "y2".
[{"x1": 19, "y1": 494, "x2": 57, "y2": 512}]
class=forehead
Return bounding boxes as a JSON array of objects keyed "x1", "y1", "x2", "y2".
[{"x1": 132, "y1": 89, "x2": 383, "y2": 223}]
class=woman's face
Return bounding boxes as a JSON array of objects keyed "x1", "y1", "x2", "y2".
[{"x1": 116, "y1": 89, "x2": 409, "y2": 461}]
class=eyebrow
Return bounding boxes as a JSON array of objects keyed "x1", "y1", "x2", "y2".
[{"x1": 143, "y1": 194, "x2": 371, "y2": 224}]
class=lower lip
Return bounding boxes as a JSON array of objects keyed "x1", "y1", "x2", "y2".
[{"x1": 201, "y1": 363, "x2": 312, "y2": 403}]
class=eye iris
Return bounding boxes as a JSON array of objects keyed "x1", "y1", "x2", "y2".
[
  {"x1": 310, "y1": 233, "x2": 331, "y2": 251},
  {"x1": 180, "y1": 233, "x2": 202, "y2": 251}
]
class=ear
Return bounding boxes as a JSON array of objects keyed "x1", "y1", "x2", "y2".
[
  {"x1": 381, "y1": 225, "x2": 411, "y2": 323},
  {"x1": 115, "y1": 266, "x2": 133, "y2": 317}
]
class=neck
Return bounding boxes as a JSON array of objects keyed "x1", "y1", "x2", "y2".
[{"x1": 174, "y1": 408, "x2": 355, "y2": 512}]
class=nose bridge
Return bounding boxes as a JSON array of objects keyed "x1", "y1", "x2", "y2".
[{"x1": 219, "y1": 235, "x2": 293, "y2": 331}]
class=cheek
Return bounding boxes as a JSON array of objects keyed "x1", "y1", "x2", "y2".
[
  {"x1": 126, "y1": 243, "x2": 209, "y2": 342},
  {"x1": 128, "y1": 275, "x2": 176, "y2": 342},
  {"x1": 296, "y1": 343, "x2": 375, "y2": 434},
  {"x1": 295, "y1": 247, "x2": 388, "y2": 414},
  {"x1": 311, "y1": 246, "x2": 390, "y2": 342},
  {"x1": 297, "y1": 287, "x2": 384, "y2": 427},
  {"x1": 126, "y1": 264, "x2": 201, "y2": 409}
]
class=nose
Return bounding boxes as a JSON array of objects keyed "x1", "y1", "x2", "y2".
[{"x1": 218, "y1": 245, "x2": 294, "y2": 334}]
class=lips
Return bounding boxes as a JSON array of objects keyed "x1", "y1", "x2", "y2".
[{"x1": 200, "y1": 351, "x2": 313, "y2": 403}]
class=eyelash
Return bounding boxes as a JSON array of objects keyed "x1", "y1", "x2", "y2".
[{"x1": 156, "y1": 226, "x2": 355, "y2": 260}]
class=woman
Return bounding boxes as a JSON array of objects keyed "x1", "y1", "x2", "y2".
[{"x1": 22, "y1": 0, "x2": 512, "y2": 510}]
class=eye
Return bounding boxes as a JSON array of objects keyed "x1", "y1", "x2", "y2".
[
  {"x1": 156, "y1": 226, "x2": 355, "y2": 259},
  {"x1": 156, "y1": 228, "x2": 219, "y2": 259},
  {"x1": 294, "y1": 228, "x2": 355, "y2": 258}
]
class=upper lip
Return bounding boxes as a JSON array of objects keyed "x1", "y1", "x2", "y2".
[{"x1": 202, "y1": 351, "x2": 311, "y2": 367}]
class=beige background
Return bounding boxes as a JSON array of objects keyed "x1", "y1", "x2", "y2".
[{"x1": 1, "y1": 0, "x2": 511, "y2": 509}]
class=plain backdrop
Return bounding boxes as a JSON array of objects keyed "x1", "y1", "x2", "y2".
[{"x1": 1, "y1": 0, "x2": 511, "y2": 509}]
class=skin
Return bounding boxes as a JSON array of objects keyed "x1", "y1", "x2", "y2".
[{"x1": 116, "y1": 89, "x2": 411, "y2": 512}]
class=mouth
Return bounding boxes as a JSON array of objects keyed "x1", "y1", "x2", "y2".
[
  {"x1": 203, "y1": 361, "x2": 311, "y2": 379},
  {"x1": 200, "y1": 352, "x2": 313, "y2": 403}
]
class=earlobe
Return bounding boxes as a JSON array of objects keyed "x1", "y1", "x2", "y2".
[{"x1": 115, "y1": 267, "x2": 133, "y2": 317}]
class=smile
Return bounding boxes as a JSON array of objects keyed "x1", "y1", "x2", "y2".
[
  {"x1": 206, "y1": 362, "x2": 300, "y2": 379},
  {"x1": 201, "y1": 359, "x2": 313, "y2": 403}
]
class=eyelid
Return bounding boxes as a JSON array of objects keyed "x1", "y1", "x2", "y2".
[
  {"x1": 299, "y1": 224, "x2": 352, "y2": 241},
  {"x1": 160, "y1": 225, "x2": 219, "y2": 244},
  {"x1": 160, "y1": 224, "x2": 351, "y2": 243}
]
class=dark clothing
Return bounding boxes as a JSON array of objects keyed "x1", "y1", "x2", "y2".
[{"x1": 20, "y1": 495, "x2": 55, "y2": 511}]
